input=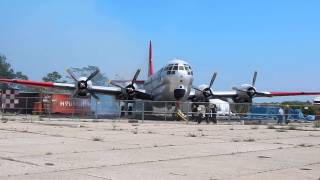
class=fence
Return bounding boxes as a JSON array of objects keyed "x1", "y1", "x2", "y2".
[{"x1": 1, "y1": 97, "x2": 320, "y2": 123}]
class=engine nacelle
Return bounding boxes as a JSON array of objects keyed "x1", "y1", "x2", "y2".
[
  {"x1": 232, "y1": 84, "x2": 257, "y2": 103},
  {"x1": 74, "y1": 77, "x2": 93, "y2": 97}
]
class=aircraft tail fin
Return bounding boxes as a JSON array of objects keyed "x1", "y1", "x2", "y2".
[{"x1": 148, "y1": 40, "x2": 154, "y2": 77}]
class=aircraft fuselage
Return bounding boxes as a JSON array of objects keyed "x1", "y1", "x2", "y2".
[{"x1": 143, "y1": 59, "x2": 193, "y2": 103}]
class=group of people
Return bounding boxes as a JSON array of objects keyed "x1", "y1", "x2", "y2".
[
  {"x1": 192, "y1": 103, "x2": 218, "y2": 124},
  {"x1": 191, "y1": 103, "x2": 291, "y2": 125}
]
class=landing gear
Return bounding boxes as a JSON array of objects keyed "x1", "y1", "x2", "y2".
[{"x1": 174, "y1": 101, "x2": 188, "y2": 122}]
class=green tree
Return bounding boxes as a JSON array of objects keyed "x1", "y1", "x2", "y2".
[
  {"x1": 0, "y1": 54, "x2": 29, "y2": 89},
  {"x1": 0, "y1": 55, "x2": 15, "y2": 78},
  {"x1": 42, "y1": 71, "x2": 65, "y2": 82},
  {"x1": 15, "y1": 71, "x2": 28, "y2": 80}
]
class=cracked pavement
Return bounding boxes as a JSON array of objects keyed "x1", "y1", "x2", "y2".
[{"x1": 0, "y1": 118, "x2": 320, "y2": 180}]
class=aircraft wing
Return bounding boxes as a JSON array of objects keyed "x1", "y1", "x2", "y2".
[
  {"x1": 211, "y1": 91, "x2": 238, "y2": 98},
  {"x1": 0, "y1": 78, "x2": 153, "y2": 99},
  {"x1": 259, "y1": 91, "x2": 320, "y2": 97},
  {"x1": 90, "y1": 85, "x2": 122, "y2": 96},
  {"x1": 210, "y1": 90, "x2": 320, "y2": 98},
  {"x1": 0, "y1": 79, "x2": 76, "y2": 90}
]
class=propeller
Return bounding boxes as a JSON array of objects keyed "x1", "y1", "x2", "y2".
[
  {"x1": 108, "y1": 69, "x2": 141, "y2": 100},
  {"x1": 193, "y1": 72, "x2": 218, "y2": 98},
  {"x1": 66, "y1": 69, "x2": 79, "y2": 81},
  {"x1": 252, "y1": 71, "x2": 257, "y2": 87},
  {"x1": 66, "y1": 68, "x2": 100, "y2": 100}
]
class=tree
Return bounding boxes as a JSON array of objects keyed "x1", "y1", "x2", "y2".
[
  {"x1": 15, "y1": 71, "x2": 28, "y2": 80},
  {"x1": 0, "y1": 54, "x2": 29, "y2": 89},
  {"x1": 42, "y1": 71, "x2": 65, "y2": 82},
  {"x1": 0, "y1": 55, "x2": 15, "y2": 78}
]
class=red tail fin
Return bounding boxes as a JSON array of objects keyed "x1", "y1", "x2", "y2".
[{"x1": 148, "y1": 40, "x2": 154, "y2": 77}]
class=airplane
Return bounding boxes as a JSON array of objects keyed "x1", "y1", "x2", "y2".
[{"x1": 1, "y1": 41, "x2": 320, "y2": 110}]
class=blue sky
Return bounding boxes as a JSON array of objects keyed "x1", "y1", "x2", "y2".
[{"x1": 0, "y1": 0, "x2": 320, "y2": 102}]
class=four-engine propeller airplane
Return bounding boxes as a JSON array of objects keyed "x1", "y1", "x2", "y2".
[{"x1": 1, "y1": 41, "x2": 320, "y2": 109}]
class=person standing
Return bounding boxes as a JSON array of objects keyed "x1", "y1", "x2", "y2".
[
  {"x1": 284, "y1": 105, "x2": 290, "y2": 124},
  {"x1": 211, "y1": 104, "x2": 217, "y2": 124},
  {"x1": 278, "y1": 107, "x2": 284, "y2": 124}
]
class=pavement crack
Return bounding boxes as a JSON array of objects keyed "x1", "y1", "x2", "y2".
[
  {"x1": 0, "y1": 156, "x2": 40, "y2": 166},
  {"x1": 224, "y1": 161, "x2": 320, "y2": 180}
]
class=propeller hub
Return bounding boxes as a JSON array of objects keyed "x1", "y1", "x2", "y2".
[
  {"x1": 247, "y1": 87, "x2": 257, "y2": 97},
  {"x1": 66, "y1": 68, "x2": 100, "y2": 99},
  {"x1": 203, "y1": 88, "x2": 212, "y2": 98},
  {"x1": 78, "y1": 80, "x2": 87, "y2": 89}
]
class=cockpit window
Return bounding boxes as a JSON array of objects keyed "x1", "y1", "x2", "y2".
[
  {"x1": 179, "y1": 66, "x2": 184, "y2": 70},
  {"x1": 182, "y1": 64, "x2": 193, "y2": 75},
  {"x1": 173, "y1": 66, "x2": 178, "y2": 70}
]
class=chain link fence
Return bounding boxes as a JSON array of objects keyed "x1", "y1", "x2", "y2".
[{"x1": 1, "y1": 96, "x2": 320, "y2": 125}]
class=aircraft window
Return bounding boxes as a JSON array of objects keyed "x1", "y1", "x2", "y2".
[
  {"x1": 171, "y1": 71, "x2": 176, "y2": 74},
  {"x1": 173, "y1": 66, "x2": 178, "y2": 70},
  {"x1": 191, "y1": 71, "x2": 193, "y2": 75},
  {"x1": 167, "y1": 71, "x2": 171, "y2": 75},
  {"x1": 188, "y1": 72, "x2": 191, "y2": 75},
  {"x1": 179, "y1": 66, "x2": 184, "y2": 70},
  {"x1": 185, "y1": 66, "x2": 189, "y2": 71}
]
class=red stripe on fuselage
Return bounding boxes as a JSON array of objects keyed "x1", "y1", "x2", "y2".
[
  {"x1": 271, "y1": 92, "x2": 320, "y2": 96},
  {"x1": 0, "y1": 79, "x2": 54, "y2": 87}
]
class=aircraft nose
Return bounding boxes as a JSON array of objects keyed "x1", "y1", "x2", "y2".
[{"x1": 174, "y1": 85, "x2": 186, "y2": 100}]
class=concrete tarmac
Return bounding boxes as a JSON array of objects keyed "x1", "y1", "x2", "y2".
[{"x1": 0, "y1": 117, "x2": 320, "y2": 180}]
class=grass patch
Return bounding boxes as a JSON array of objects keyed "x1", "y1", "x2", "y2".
[
  {"x1": 243, "y1": 138, "x2": 255, "y2": 142},
  {"x1": 186, "y1": 133, "x2": 197, "y2": 137},
  {"x1": 267, "y1": 125, "x2": 276, "y2": 129},
  {"x1": 132, "y1": 128, "x2": 138, "y2": 134},
  {"x1": 276, "y1": 128, "x2": 287, "y2": 133},
  {"x1": 232, "y1": 139, "x2": 241, "y2": 142},
  {"x1": 258, "y1": 156, "x2": 271, "y2": 159},
  {"x1": 45, "y1": 162, "x2": 54, "y2": 166},
  {"x1": 288, "y1": 125, "x2": 298, "y2": 130},
  {"x1": 92, "y1": 137, "x2": 103, "y2": 142},
  {"x1": 300, "y1": 168, "x2": 312, "y2": 171},
  {"x1": 298, "y1": 143, "x2": 306, "y2": 147}
]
